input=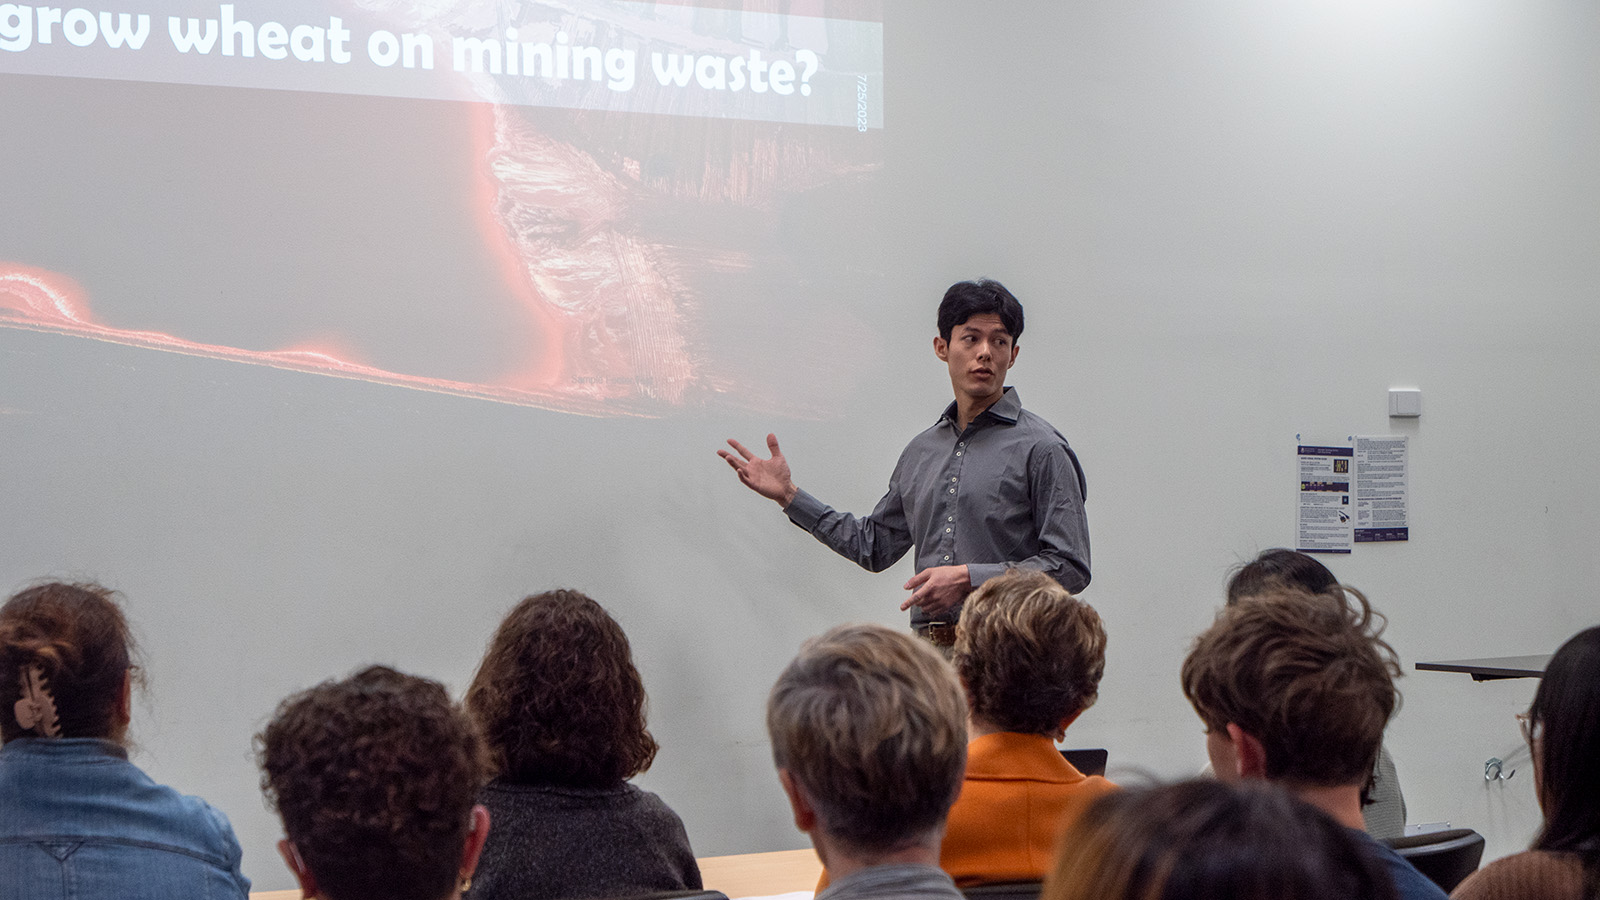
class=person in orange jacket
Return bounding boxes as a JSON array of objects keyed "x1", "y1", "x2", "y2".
[{"x1": 939, "y1": 569, "x2": 1116, "y2": 885}]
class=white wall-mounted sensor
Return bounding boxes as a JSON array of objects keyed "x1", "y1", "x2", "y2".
[{"x1": 1389, "y1": 388, "x2": 1422, "y2": 418}]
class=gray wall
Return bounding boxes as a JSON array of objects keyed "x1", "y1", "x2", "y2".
[{"x1": 3, "y1": 0, "x2": 1597, "y2": 890}]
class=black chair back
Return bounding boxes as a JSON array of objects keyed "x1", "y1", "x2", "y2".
[
  {"x1": 961, "y1": 881, "x2": 1043, "y2": 900},
  {"x1": 1060, "y1": 748, "x2": 1108, "y2": 777},
  {"x1": 1383, "y1": 828, "x2": 1485, "y2": 893}
]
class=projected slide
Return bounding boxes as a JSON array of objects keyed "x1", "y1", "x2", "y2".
[{"x1": 0, "y1": 1, "x2": 884, "y2": 416}]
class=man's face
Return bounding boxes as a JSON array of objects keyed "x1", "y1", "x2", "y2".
[{"x1": 934, "y1": 313, "x2": 1019, "y2": 407}]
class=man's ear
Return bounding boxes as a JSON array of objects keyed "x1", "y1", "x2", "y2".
[
  {"x1": 777, "y1": 768, "x2": 818, "y2": 834},
  {"x1": 1226, "y1": 723, "x2": 1269, "y2": 779},
  {"x1": 1051, "y1": 707, "x2": 1085, "y2": 743},
  {"x1": 278, "y1": 839, "x2": 319, "y2": 899},
  {"x1": 934, "y1": 335, "x2": 949, "y2": 362},
  {"x1": 1008, "y1": 342, "x2": 1020, "y2": 366},
  {"x1": 459, "y1": 804, "x2": 491, "y2": 883}
]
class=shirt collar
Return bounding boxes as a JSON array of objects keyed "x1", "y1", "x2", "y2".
[
  {"x1": 819, "y1": 863, "x2": 956, "y2": 900},
  {"x1": 939, "y1": 386, "x2": 1021, "y2": 429},
  {"x1": 964, "y1": 731, "x2": 1086, "y2": 784},
  {"x1": 0, "y1": 736, "x2": 129, "y2": 761}
]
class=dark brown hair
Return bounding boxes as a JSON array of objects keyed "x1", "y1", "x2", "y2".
[
  {"x1": 953, "y1": 569, "x2": 1105, "y2": 735},
  {"x1": 1226, "y1": 548, "x2": 1339, "y2": 605},
  {"x1": 1528, "y1": 625, "x2": 1600, "y2": 892},
  {"x1": 938, "y1": 279, "x2": 1024, "y2": 342},
  {"x1": 257, "y1": 665, "x2": 489, "y2": 900},
  {"x1": 767, "y1": 624, "x2": 967, "y2": 855},
  {"x1": 0, "y1": 582, "x2": 137, "y2": 742},
  {"x1": 1044, "y1": 779, "x2": 1397, "y2": 900},
  {"x1": 1181, "y1": 587, "x2": 1400, "y2": 787},
  {"x1": 465, "y1": 590, "x2": 657, "y2": 787}
]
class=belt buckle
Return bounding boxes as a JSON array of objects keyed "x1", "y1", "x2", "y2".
[{"x1": 923, "y1": 621, "x2": 956, "y2": 648}]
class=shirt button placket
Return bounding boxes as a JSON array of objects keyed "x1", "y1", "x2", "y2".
[{"x1": 943, "y1": 441, "x2": 965, "y2": 562}]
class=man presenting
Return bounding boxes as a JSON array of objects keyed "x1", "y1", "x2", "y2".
[{"x1": 719, "y1": 280, "x2": 1090, "y2": 643}]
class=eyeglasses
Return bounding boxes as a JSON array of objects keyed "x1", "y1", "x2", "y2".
[{"x1": 1516, "y1": 711, "x2": 1542, "y2": 746}]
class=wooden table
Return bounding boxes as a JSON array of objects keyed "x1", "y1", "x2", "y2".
[
  {"x1": 1416, "y1": 654, "x2": 1551, "y2": 681},
  {"x1": 696, "y1": 848, "x2": 822, "y2": 898},
  {"x1": 250, "y1": 848, "x2": 823, "y2": 900}
]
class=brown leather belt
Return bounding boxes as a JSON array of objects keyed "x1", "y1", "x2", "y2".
[{"x1": 913, "y1": 621, "x2": 957, "y2": 648}]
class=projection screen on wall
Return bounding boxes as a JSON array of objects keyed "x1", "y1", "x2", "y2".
[{"x1": 0, "y1": 0, "x2": 884, "y2": 418}]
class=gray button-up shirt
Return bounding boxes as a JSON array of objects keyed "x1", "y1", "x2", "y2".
[{"x1": 785, "y1": 388, "x2": 1090, "y2": 625}]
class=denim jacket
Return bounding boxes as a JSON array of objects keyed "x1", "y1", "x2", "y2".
[{"x1": 0, "y1": 738, "x2": 250, "y2": 899}]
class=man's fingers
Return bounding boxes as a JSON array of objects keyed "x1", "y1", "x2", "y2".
[
  {"x1": 725, "y1": 438, "x2": 758, "y2": 461},
  {"x1": 766, "y1": 433, "x2": 783, "y2": 458},
  {"x1": 901, "y1": 577, "x2": 932, "y2": 611}
]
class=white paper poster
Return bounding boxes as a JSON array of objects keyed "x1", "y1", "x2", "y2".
[
  {"x1": 1355, "y1": 435, "x2": 1409, "y2": 542},
  {"x1": 1296, "y1": 443, "x2": 1353, "y2": 554}
]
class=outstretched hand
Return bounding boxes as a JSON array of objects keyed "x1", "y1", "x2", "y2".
[
  {"x1": 719, "y1": 433, "x2": 799, "y2": 507},
  {"x1": 901, "y1": 565, "x2": 972, "y2": 616}
]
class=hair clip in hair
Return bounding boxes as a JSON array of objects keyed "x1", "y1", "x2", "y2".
[{"x1": 14, "y1": 665, "x2": 62, "y2": 737}]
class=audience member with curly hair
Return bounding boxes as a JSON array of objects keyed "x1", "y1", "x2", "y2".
[
  {"x1": 463, "y1": 589, "x2": 700, "y2": 900},
  {"x1": 1225, "y1": 548, "x2": 1407, "y2": 838},
  {"x1": 0, "y1": 582, "x2": 250, "y2": 898},
  {"x1": 1182, "y1": 586, "x2": 1445, "y2": 900},
  {"x1": 1043, "y1": 779, "x2": 1398, "y2": 900},
  {"x1": 257, "y1": 665, "x2": 490, "y2": 900},
  {"x1": 941, "y1": 569, "x2": 1115, "y2": 884}
]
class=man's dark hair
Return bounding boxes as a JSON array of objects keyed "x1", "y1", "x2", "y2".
[
  {"x1": 938, "y1": 279, "x2": 1024, "y2": 342},
  {"x1": 1225, "y1": 548, "x2": 1339, "y2": 605},
  {"x1": 257, "y1": 665, "x2": 489, "y2": 900}
]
